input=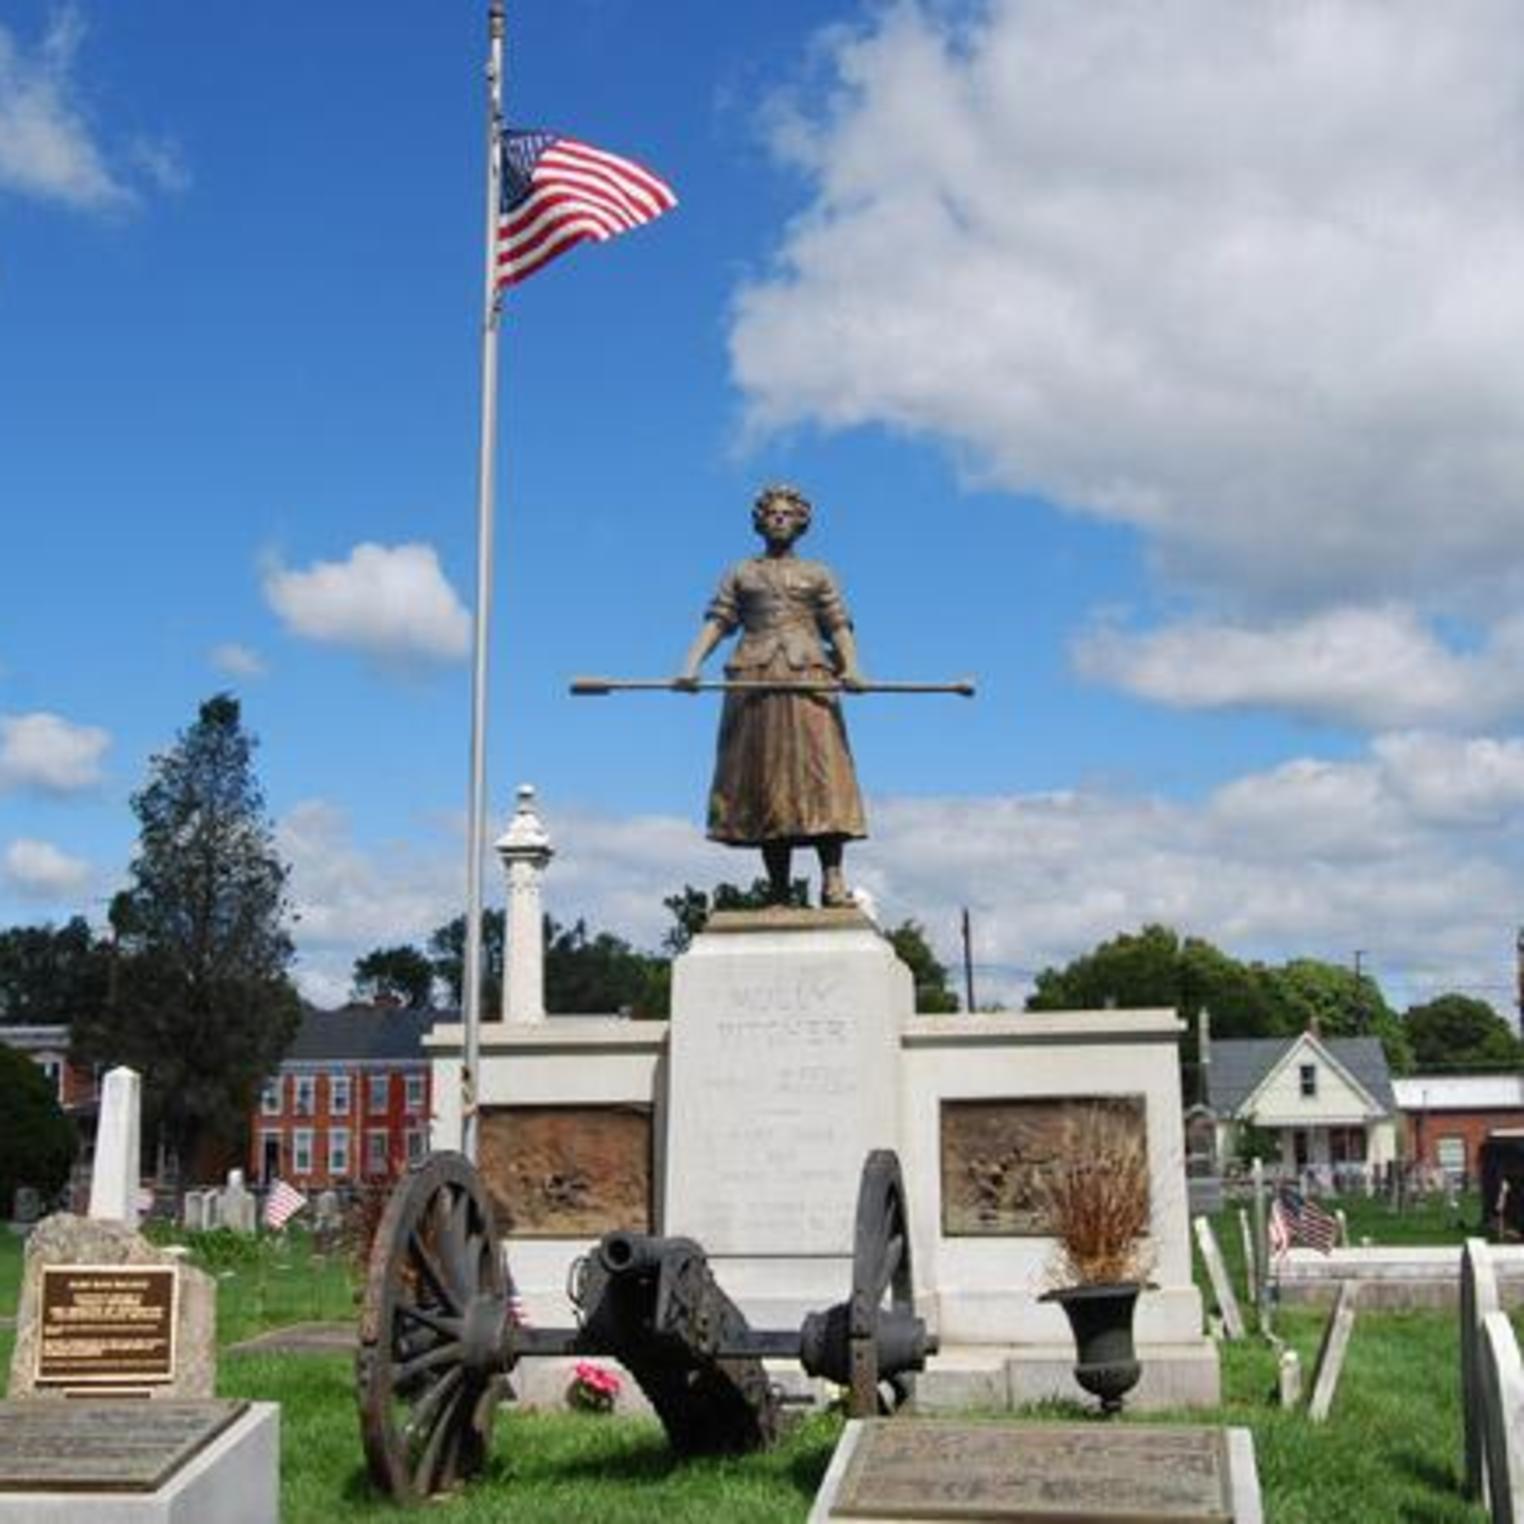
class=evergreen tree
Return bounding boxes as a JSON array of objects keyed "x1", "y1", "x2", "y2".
[
  {"x1": 74, "y1": 695, "x2": 300, "y2": 1166},
  {"x1": 352, "y1": 945, "x2": 436, "y2": 1008}
]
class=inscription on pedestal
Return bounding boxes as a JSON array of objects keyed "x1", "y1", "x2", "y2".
[
  {"x1": 35, "y1": 1264, "x2": 177, "y2": 1387},
  {"x1": 0, "y1": 1400, "x2": 247, "y2": 1492},
  {"x1": 941, "y1": 1097, "x2": 1147, "y2": 1236},
  {"x1": 834, "y1": 1421, "x2": 1235, "y2": 1521},
  {"x1": 479, "y1": 1104, "x2": 652, "y2": 1236}
]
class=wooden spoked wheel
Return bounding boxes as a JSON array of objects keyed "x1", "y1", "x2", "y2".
[
  {"x1": 847, "y1": 1148, "x2": 917, "y2": 1417},
  {"x1": 356, "y1": 1152, "x2": 508, "y2": 1503}
]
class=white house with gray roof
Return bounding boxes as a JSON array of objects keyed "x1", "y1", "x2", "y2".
[{"x1": 1204, "y1": 1031, "x2": 1398, "y2": 1183}]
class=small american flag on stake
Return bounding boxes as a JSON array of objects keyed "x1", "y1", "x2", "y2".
[
  {"x1": 1274, "y1": 1185, "x2": 1338, "y2": 1255},
  {"x1": 495, "y1": 129, "x2": 676, "y2": 289},
  {"x1": 263, "y1": 1178, "x2": 308, "y2": 1231}
]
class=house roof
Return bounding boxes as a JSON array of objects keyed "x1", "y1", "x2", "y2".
[
  {"x1": 1206, "y1": 1034, "x2": 1395, "y2": 1115},
  {"x1": 284, "y1": 1005, "x2": 444, "y2": 1064},
  {"x1": 1391, "y1": 1074, "x2": 1524, "y2": 1111}
]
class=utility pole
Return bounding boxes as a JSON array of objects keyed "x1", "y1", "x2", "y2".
[
  {"x1": 1353, "y1": 949, "x2": 1367, "y2": 1032},
  {"x1": 961, "y1": 907, "x2": 976, "y2": 1015}
]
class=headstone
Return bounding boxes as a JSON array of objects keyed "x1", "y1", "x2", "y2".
[
  {"x1": 88, "y1": 1065, "x2": 143, "y2": 1227},
  {"x1": 1194, "y1": 1216, "x2": 1245, "y2": 1340},
  {"x1": 314, "y1": 1189, "x2": 341, "y2": 1231},
  {"x1": 808, "y1": 1419, "x2": 1263, "y2": 1523},
  {"x1": 1335, "y1": 1207, "x2": 1349, "y2": 1247},
  {"x1": 7, "y1": 1214, "x2": 215, "y2": 1400},
  {"x1": 1251, "y1": 1158, "x2": 1270, "y2": 1334},
  {"x1": 1463, "y1": 1237, "x2": 1501, "y2": 1501},
  {"x1": 1237, "y1": 1208, "x2": 1257, "y2": 1305},
  {"x1": 181, "y1": 1191, "x2": 206, "y2": 1232},
  {"x1": 1482, "y1": 1310, "x2": 1524, "y2": 1524},
  {"x1": 11, "y1": 1186, "x2": 41, "y2": 1226},
  {"x1": 218, "y1": 1170, "x2": 256, "y2": 1235},
  {"x1": 1277, "y1": 1348, "x2": 1302, "y2": 1409},
  {"x1": 1307, "y1": 1280, "x2": 1359, "y2": 1423}
]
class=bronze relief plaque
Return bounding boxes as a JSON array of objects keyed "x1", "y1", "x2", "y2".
[
  {"x1": 480, "y1": 1104, "x2": 652, "y2": 1237},
  {"x1": 35, "y1": 1265, "x2": 177, "y2": 1387},
  {"x1": 833, "y1": 1420, "x2": 1236, "y2": 1521},
  {"x1": 941, "y1": 1096, "x2": 1147, "y2": 1237}
]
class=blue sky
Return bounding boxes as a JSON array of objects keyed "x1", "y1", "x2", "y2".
[{"x1": 6, "y1": 1, "x2": 1524, "y2": 1014}]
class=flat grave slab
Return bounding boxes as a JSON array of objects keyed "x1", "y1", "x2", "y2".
[
  {"x1": 810, "y1": 1419, "x2": 1261, "y2": 1523},
  {"x1": 0, "y1": 1400, "x2": 246, "y2": 1492}
]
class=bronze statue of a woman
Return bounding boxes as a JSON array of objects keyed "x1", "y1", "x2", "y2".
[{"x1": 678, "y1": 484, "x2": 866, "y2": 907}]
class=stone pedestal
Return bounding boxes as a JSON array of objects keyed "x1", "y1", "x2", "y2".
[{"x1": 663, "y1": 909, "x2": 910, "y2": 1324}]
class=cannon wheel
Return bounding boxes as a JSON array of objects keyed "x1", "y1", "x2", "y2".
[
  {"x1": 356, "y1": 1152, "x2": 507, "y2": 1503},
  {"x1": 847, "y1": 1149, "x2": 916, "y2": 1417}
]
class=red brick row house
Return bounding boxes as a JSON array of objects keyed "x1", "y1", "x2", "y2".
[
  {"x1": 249, "y1": 1005, "x2": 436, "y2": 1190},
  {"x1": 1392, "y1": 1074, "x2": 1524, "y2": 1184}
]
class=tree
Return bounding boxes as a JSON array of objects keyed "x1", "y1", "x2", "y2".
[
  {"x1": 352, "y1": 945, "x2": 436, "y2": 1008},
  {"x1": 661, "y1": 879, "x2": 809, "y2": 954},
  {"x1": 73, "y1": 695, "x2": 301, "y2": 1167},
  {"x1": 0, "y1": 918, "x2": 109, "y2": 1024},
  {"x1": 0, "y1": 1045, "x2": 75, "y2": 1211},
  {"x1": 887, "y1": 919, "x2": 959, "y2": 1013},
  {"x1": 545, "y1": 918, "x2": 668, "y2": 1019},
  {"x1": 1269, "y1": 959, "x2": 1412, "y2": 1073},
  {"x1": 427, "y1": 910, "x2": 504, "y2": 1014},
  {"x1": 1404, "y1": 994, "x2": 1522, "y2": 1073}
]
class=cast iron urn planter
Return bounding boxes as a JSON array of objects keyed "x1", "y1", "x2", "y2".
[{"x1": 1040, "y1": 1281, "x2": 1143, "y2": 1416}]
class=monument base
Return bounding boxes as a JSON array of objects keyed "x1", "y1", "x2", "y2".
[{"x1": 0, "y1": 1401, "x2": 278, "y2": 1524}]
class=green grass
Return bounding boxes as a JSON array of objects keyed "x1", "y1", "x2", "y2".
[{"x1": 0, "y1": 1215, "x2": 1500, "y2": 1521}]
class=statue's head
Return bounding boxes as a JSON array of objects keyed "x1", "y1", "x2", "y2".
[{"x1": 751, "y1": 483, "x2": 812, "y2": 540}]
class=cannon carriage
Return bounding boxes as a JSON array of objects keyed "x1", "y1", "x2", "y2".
[{"x1": 356, "y1": 1146, "x2": 934, "y2": 1503}]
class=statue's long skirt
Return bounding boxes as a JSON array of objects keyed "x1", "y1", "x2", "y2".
[{"x1": 706, "y1": 659, "x2": 867, "y2": 846}]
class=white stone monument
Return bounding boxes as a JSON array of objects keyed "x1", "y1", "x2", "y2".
[
  {"x1": 664, "y1": 909, "x2": 907, "y2": 1323},
  {"x1": 88, "y1": 1066, "x2": 142, "y2": 1227},
  {"x1": 495, "y1": 783, "x2": 553, "y2": 1025},
  {"x1": 1464, "y1": 1237, "x2": 1502, "y2": 1501}
]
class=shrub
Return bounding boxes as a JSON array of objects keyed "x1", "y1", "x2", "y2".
[{"x1": 0, "y1": 1044, "x2": 76, "y2": 1215}]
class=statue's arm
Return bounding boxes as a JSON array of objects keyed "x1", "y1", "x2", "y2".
[
  {"x1": 832, "y1": 623, "x2": 866, "y2": 691},
  {"x1": 817, "y1": 566, "x2": 866, "y2": 689},
  {"x1": 677, "y1": 619, "x2": 727, "y2": 689}
]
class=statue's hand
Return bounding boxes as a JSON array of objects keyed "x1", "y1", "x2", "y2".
[
  {"x1": 839, "y1": 669, "x2": 867, "y2": 693},
  {"x1": 673, "y1": 672, "x2": 700, "y2": 693}
]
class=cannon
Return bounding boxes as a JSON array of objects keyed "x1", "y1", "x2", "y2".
[{"x1": 356, "y1": 1147, "x2": 933, "y2": 1503}]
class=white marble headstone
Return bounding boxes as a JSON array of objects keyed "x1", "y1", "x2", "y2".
[
  {"x1": 1481, "y1": 1309, "x2": 1524, "y2": 1524},
  {"x1": 1194, "y1": 1216, "x2": 1244, "y2": 1340},
  {"x1": 1308, "y1": 1280, "x2": 1358, "y2": 1423},
  {"x1": 1463, "y1": 1237, "x2": 1501, "y2": 1502},
  {"x1": 87, "y1": 1066, "x2": 142, "y2": 1227}
]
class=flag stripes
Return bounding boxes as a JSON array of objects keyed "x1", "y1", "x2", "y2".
[
  {"x1": 496, "y1": 132, "x2": 677, "y2": 288},
  {"x1": 263, "y1": 1177, "x2": 308, "y2": 1231},
  {"x1": 1272, "y1": 1185, "x2": 1338, "y2": 1255}
]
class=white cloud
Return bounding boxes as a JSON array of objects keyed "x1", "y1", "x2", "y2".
[
  {"x1": 3, "y1": 837, "x2": 91, "y2": 899},
  {"x1": 731, "y1": 0, "x2": 1524, "y2": 607},
  {"x1": 0, "y1": 9, "x2": 132, "y2": 209},
  {"x1": 1076, "y1": 605, "x2": 1524, "y2": 730},
  {"x1": 127, "y1": 135, "x2": 190, "y2": 195},
  {"x1": 263, "y1": 543, "x2": 470, "y2": 665},
  {"x1": 209, "y1": 642, "x2": 267, "y2": 679},
  {"x1": 0, "y1": 711, "x2": 109, "y2": 792}
]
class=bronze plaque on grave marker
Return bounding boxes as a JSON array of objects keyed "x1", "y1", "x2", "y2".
[
  {"x1": 0, "y1": 1399, "x2": 247, "y2": 1492},
  {"x1": 941, "y1": 1096, "x2": 1147, "y2": 1236},
  {"x1": 480, "y1": 1103, "x2": 652, "y2": 1236},
  {"x1": 833, "y1": 1421, "x2": 1235, "y2": 1521},
  {"x1": 34, "y1": 1264, "x2": 177, "y2": 1386}
]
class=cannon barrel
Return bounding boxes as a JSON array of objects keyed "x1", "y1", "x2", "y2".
[{"x1": 596, "y1": 1230, "x2": 702, "y2": 1278}]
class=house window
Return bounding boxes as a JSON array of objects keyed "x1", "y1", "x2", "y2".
[
  {"x1": 367, "y1": 1129, "x2": 390, "y2": 1174},
  {"x1": 261, "y1": 1078, "x2": 283, "y2": 1115},
  {"x1": 292, "y1": 1128, "x2": 314, "y2": 1175},
  {"x1": 1437, "y1": 1136, "x2": 1466, "y2": 1180},
  {"x1": 38, "y1": 1058, "x2": 63, "y2": 1101},
  {"x1": 328, "y1": 1129, "x2": 350, "y2": 1177},
  {"x1": 294, "y1": 1075, "x2": 316, "y2": 1116},
  {"x1": 368, "y1": 1075, "x2": 390, "y2": 1113},
  {"x1": 404, "y1": 1074, "x2": 425, "y2": 1114},
  {"x1": 405, "y1": 1129, "x2": 427, "y2": 1164},
  {"x1": 1299, "y1": 1064, "x2": 1317, "y2": 1098},
  {"x1": 1329, "y1": 1127, "x2": 1367, "y2": 1163},
  {"x1": 330, "y1": 1074, "x2": 351, "y2": 1116}
]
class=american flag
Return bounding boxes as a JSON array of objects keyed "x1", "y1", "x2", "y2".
[
  {"x1": 495, "y1": 129, "x2": 676, "y2": 289},
  {"x1": 1274, "y1": 1185, "x2": 1339, "y2": 1255},
  {"x1": 1268, "y1": 1196, "x2": 1291, "y2": 1259},
  {"x1": 263, "y1": 1178, "x2": 308, "y2": 1231}
]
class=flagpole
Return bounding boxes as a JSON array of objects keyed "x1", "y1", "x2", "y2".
[{"x1": 461, "y1": 0, "x2": 506, "y2": 1164}]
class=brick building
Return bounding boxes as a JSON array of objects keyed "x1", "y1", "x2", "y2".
[
  {"x1": 1392, "y1": 1074, "x2": 1524, "y2": 1184},
  {"x1": 0, "y1": 1024, "x2": 99, "y2": 1114},
  {"x1": 249, "y1": 1005, "x2": 436, "y2": 1190}
]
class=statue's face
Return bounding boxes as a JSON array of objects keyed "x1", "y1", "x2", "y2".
[{"x1": 756, "y1": 497, "x2": 806, "y2": 545}]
